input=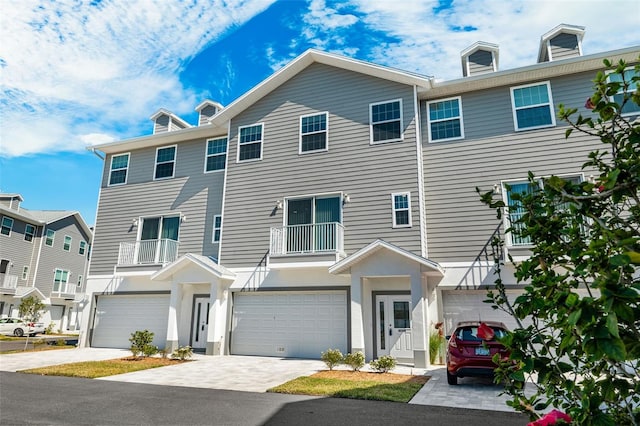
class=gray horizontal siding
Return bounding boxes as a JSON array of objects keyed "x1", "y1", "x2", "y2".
[
  {"x1": 220, "y1": 63, "x2": 421, "y2": 268},
  {"x1": 550, "y1": 33, "x2": 580, "y2": 61},
  {"x1": 154, "y1": 115, "x2": 170, "y2": 134},
  {"x1": 92, "y1": 137, "x2": 225, "y2": 275},
  {"x1": 468, "y1": 50, "x2": 494, "y2": 76},
  {"x1": 0, "y1": 215, "x2": 39, "y2": 285}
]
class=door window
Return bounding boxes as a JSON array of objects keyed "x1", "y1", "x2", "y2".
[{"x1": 393, "y1": 301, "x2": 410, "y2": 328}]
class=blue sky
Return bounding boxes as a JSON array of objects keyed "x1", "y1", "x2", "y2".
[{"x1": 1, "y1": 0, "x2": 639, "y2": 225}]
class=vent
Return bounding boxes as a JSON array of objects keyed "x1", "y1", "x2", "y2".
[{"x1": 460, "y1": 41, "x2": 499, "y2": 77}]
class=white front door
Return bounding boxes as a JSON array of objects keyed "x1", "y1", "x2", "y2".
[
  {"x1": 191, "y1": 297, "x2": 210, "y2": 349},
  {"x1": 376, "y1": 295, "x2": 413, "y2": 359}
]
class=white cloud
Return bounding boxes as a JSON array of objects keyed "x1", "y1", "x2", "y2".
[
  {"x1": 298, "y1": 0, "x2": 640, "y2": 80},
  {"x1": 0, "y1": 0, "x2": 276, "y2": 157}
]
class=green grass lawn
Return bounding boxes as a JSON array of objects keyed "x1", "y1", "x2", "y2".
[
  {"x1": 20, "y1": 357, "x2": 183, "y2": 379},
  {"x1": 268, "y1": 371, "x2": 429, "y2": 403}
]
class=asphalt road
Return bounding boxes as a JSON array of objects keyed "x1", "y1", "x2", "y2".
[{"x1": 0, "y1": 372, "x2": 528, "y2": 425}]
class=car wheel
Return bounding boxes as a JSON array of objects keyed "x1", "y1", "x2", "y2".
[
  {"x1": 446, "y1": 370, "x2": 458, "y2": 385},
  {"x1": 14, "y1": 328, "x2": 24, "y2": 337}
]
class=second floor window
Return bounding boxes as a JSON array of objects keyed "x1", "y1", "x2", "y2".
[
  {"x1": 155, "y1": 146, "x2": 176, "y2": 180},
  {"x1": 428, "y1": 97, "x2": 464, "y2": 142},
  {"x1": 510, "y1": 82, "x2": 555, "y2": 131},
  {"x1": 140, "y1": 216, "x2": 180, "y2": 242},
  {"x1": 370, "y1": 99, "x2": 403, "y2": 144},
  {"x1": 392, "y1": 193, "x2": 412, "y2": 228},
  {"x1": 63, "y1": 236, "x2": 72, "y2": 251},
  {"x1": 53, "y1": 268, "x2": 69, "y2": 292},
  {"x1": 1, "y1": 217, "x2": 13, "y2": 236},
  {"x1": 21, "y1": 266, "x2": 29, "y2": 280},
  {"x1": 24, "y1": 224, "x2": 35, "y2": 242},
  {"x1": 238, "y1": 124, "x2": 263, "y2": 162},
  {"x1": 79, "y1": 241, "x2": 86, "y2": 255},
  {"x1": 608, "y1": 68, "x2": 640, "y2": 115},
  {"x1": 205, "y1": 138, "x2": 228, "y2": 172},
  {"x1": 45, "y1": 229, "x2": 55, "y2": 246},
  {"x1": 109, "y1": 153, "x2": 129, "y2": 186},
  {"x1": 300, "y1": 112, "x2": 328, "y2": 153}
]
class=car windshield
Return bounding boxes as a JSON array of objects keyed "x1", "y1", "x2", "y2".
[{"x1": 455, "y1": 326, "x2": 507, "y2": 341}]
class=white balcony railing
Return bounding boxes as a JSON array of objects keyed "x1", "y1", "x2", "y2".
[
  {"x1": 118, "y1": 239, "x2": 179, "y2": 266},
  {"x1": 270, "y1": 222, "x2": 344, "y2": 256},
  {"x1": 52, "y1": 282, "x2": 76, "y2": 296},
  {"x1": 0, "y1": 274, "x2": 18, "y2": 290}
]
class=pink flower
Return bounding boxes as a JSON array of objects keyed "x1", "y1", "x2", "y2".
[
  {"x1": 527, "y1": 409, "x2": 572, "y2": 426},
  {"x1": 477, "y1": 322, "x2": 495, "y2": 340},
  {"x1": 585, "y1": 97, "x2": 595, "y2": 110}
]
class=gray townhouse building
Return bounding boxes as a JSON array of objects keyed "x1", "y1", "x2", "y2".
[
  {"x1": 79, "y1": 24, "x2": 639, "y2": 368},
  {"x1": 0, "y1": 193, "x2": 92, "y2": 332}
]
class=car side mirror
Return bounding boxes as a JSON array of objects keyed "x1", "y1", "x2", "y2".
[{"x1": 445, "y1": 335, "x2": 451, "y2": 340}]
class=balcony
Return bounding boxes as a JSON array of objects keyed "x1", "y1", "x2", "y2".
[
  {"x1": 270, "y1": 223, "x2": 345, "y2": 263},
  {"x1": 118, "y1": 239, "x2": 179, "y2": 266},
  {"x1": 0, "y1": 274, "x2": 18, "y2": 294},
  {"x1": 52, "y1": 282, "x2": 76, "y2": 298}
]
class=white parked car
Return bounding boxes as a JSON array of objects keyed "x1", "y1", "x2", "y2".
[{"x1": 0, "y1": 318, "x2": 45, "y2": 337}]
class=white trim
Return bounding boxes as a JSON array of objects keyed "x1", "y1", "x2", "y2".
[
  {"x1": 53, "y1": 268, "x2": 70, "y2": 288},
  {"x1": 605, "y1": 67, "x2": 640, "y2": 117},
  {"x1": 107, "y1": 152, "x2": 130, "y2": 186},
  {"x1": 236, "y1": 123, "x2": 264, "y2": 163},
  {"x1": 427, "y1": 96, "x2": 465, "y2": 142},
  {"x1": 0, "y1": 216, "x2": 14, "y2": 237},
  {"x1": 299, "y1": 111, "x2": 329, "y2": 154},
  {"x1": 391, "y1": 192, "x2": 412, "y2": 228},
  {"x1": 369, "y1": 99, "x2": 404, "y2": 144},
  {"x1": 153, "y1": 145, "x2": 177, "y2": 180},
  {"x1": 204, "y1": 137, "x2": 228, "y2": 173},
  {"x1": 24, "y1": 224, "x2": 35, "y2": 243},
  {"x1": 218, "y1": 119, "x2": 231, "y2": 264},
  {"x1": 212, "y1": 214, "x2": 222, "y2": 243},
  {"x1": 63, "y1": 235, "x2": 72, "y2": 252},
  {"x1": 510, "y1": 81, "x2": 556, "y2": 131},
  {"x1": 413, "y1": 85, "x2": 428, "y2": 258}
]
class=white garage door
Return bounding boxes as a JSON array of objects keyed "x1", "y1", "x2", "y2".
[
  {"x1": 231, "y1": 290, "x2": 347, "y2": 359},
  {"x1": 442, "y1": 290, "x2": 526, "y2": 335},
  {"x1": 92, "y1": 294, "x2": 170, "y2": 349}
]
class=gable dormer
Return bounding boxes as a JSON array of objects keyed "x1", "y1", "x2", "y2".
[
  {"x1": 461, "y1": 41, "x2": 499, "y2": 77},
  {"x1": 538, "y1": 24, "x2": 585, "y2": 63},
  {"x1": 195, "y1": 100, "x2": 224, "y2": 126},
  {"x1": 150, "y1": 109, "x2": 191, "y2": 134},
  {"x1": 0, "y1": 193, "x2": 23, "y2": 211}
]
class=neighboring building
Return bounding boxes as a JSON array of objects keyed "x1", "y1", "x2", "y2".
[
  {"x1": 0, "y1": 193, "x2": 92, "y2": 332},
  {"x1": 79, "y1": 24, "x2": 639, "y2": 368}
]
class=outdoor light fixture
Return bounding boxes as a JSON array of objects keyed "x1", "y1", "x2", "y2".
[
  {"x1": 493, "y1": 184, "x2": 502, "y2": 195},
  {"x1": 275, "y1": 200, "x2": 283, "y2": 209},
  {"x1": 343, "y1": 193, "x2": 351, "y2": 204},
  {"x1": 132, "y1": 218, "x2": 138, "y2": 226}
]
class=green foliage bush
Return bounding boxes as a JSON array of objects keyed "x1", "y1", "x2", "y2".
[
  {"x1": 45, "y1": 322, "x2": 55, "y2": 335},
  {"x1": 129, "y1": 330, "x2": 155, "y2": 359},
  {"x1": 369, "y1": 355, "x2": 396, "y2": 373},
  {"x1": 171, "y1": 346, "x2": 194, "y2": 361},
  {"x1": 343, "y1": 351, "x2": 365, "y2": 371},
  {"x1": 320, "y1": 348, "x2": 344, "y2": 370},
  {"x1": 429, "y1": 332, "x2": 444, "y2": 364}
]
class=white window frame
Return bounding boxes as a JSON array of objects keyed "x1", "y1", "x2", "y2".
[
  {"x1": 502, "y1": 173, "x2": 584, "y2": 247},
  {"x1": 154, "y1": 145, "x2": 177, "y2": 180},
  {"x1": 204, "y1": 137, "x2": 228, "y2": 173},
  {"x1": 1, "y1": 216, "x2": 13, "y2": 236},
  {"x1": 427, "y1": 96, "x2": 465, "y2": 142},
  {"x1": 237, "y1": 123, "x2": 264, "y2": 163},
  {"x1": 77, "y1": 274, "x2": 83, "y2": 287},
  {"x1": 606, "y1": 67, "x2": 640, "y2": 117},
  {"x1": 45, "y1": 229, "x2": 55, "y2": 247},
  {"x1": 370, "y1": 99, "x2": 404, "y2": 144},
  {"x1": 391, "y1": 192, "x2": 412, "y2": 228},
  {"x1": 21, "y1": 266, "x2": 29, "y2": 281},
  {"x1": 299, "y1": 112, "x2": 329, "y2": 154},
  {"x1": 79, "y1": 241, "x2": 86, "y2": 256},
  {"x1": 108, "y1": 153, "x2": 130, "y2": 186},
  {"x1": 212, "y1": 215, "x2": 222, "y2": 243},
  {"x1": 24, "y1": 224, "x2": 35, "y2": 242},
  {"x1": 63, "y1": 235, "x2": 72, "y2": 252},
  {"x1": 53, "y1": 268, "x2": 70, "y2": 292},
  {"x1": 510, "y1": 81, "x2": 556, "y2": 131}
]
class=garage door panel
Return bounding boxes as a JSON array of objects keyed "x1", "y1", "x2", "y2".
[
  {"x1": 92, "y1": 294, "x2": 169, "y2": 349},
  {"x1": 231, "y1": 290, "x2": 347, "y2": 359}
]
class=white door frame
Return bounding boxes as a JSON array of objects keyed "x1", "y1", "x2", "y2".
[
  {"x1": 190, "y1": 295, "x2": 210, "y2": 350},
  {"x1": 374, "y1": 292, "x2": 413, "y2": 360}
]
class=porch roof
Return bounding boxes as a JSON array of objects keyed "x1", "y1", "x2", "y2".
[
  {"x1": 328, "y1": 239, "x2": 444, "y2": 276},
  {"x1": 150, "y1": 253, "x2": 236, "y2": 282},
  {"x1": 13, "y1": 287, "x2": 46, "y2": 300}
]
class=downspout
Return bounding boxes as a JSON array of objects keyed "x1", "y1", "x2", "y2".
[
  {"x1": 413, "y1": 84, "x2": 429, "y2": 259},
  {"x1": 31, "y1": 224, "x2": 46, "y2": 290}
]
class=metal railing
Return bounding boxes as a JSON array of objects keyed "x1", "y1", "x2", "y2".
[
  {"x1": 270, "y1": 222, "x2": 344, "y2": 255},
  {"x1": 0, "y1": 274, "x2": 18, "y2": 290},
  {"x1": 118, "y1": 239, "x2": 179, "y2": 265},
  {"x1": 52, "y1": 282, "x2": 76, "y2": 295}
]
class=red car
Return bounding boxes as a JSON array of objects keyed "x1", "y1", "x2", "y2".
[{"x1": 446, "y1": 321, "x2": 509, "y2": 385}]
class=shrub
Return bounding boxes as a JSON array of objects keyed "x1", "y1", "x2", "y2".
[
  {"x1": 44, "y1": 322, "x2": 56, "y2": 335},
  {"x1": 429, "y1": 331, "x2": 444, "y2": 364},
  {"x1": 55, "y1": 338, "x2": 66, "y2": 346},
  {"x1": 370, "y1": 355, "x2": 397, "y2": 373},
  {"x1": 129, "y1": 330, "x2": 155, "y2": 359},
  {"x1": 343, "y1": 351, "x2": 365, "y2": 371},
  {"x1": 171, "y1": 346, "x2": 194, "y2": 361},
  {"x1": 321, "y1": 348, "x2": 344, "y2": 370}
]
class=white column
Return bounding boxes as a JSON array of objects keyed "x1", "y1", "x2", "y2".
[
  {"x1": 350, "y1": 275, "x2": 365, "y2": 356},
  {"x1": 411, "y1": 270, "x2": 429, "y2": 368},
  {"x1": 206, "y1": 281, "x2": 220, "y2": 355},
  {"x1": 165, "y1": 280, "x2": 181, "y2": 353}
]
